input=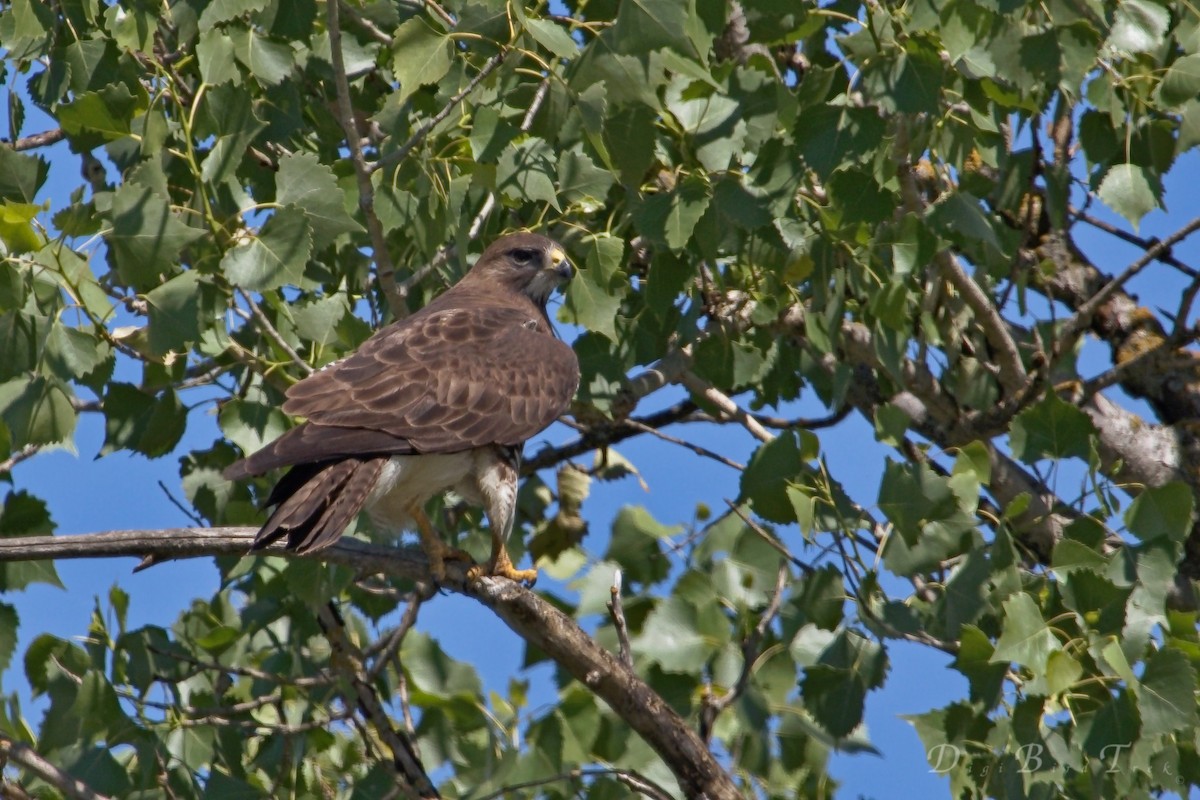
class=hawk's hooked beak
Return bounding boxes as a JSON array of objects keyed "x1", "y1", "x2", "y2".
[{"x1": 547, "y1": 246, "x2": 573, "y2": 281}]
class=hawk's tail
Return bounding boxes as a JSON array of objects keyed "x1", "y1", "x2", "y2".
[{"x1": 250, "y1": 457, "x2": 387, "y2": 554}]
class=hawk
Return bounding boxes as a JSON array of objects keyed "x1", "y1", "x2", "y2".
[{"x1": 224, "y1": 233, "x2": 580, "y2": 584}]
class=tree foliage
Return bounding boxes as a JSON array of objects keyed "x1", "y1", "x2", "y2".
[{"x1": 1, "y1": 0, "x2": 1200, "y2": 796}]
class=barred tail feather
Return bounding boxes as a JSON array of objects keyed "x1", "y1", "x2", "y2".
[{"x1": 251, "y1": 457, "x2": 387, "y2": 554}]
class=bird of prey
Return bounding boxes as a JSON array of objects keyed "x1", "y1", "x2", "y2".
[{"x1": 224, "y1": 233, "x2": 580, "y2": 584}]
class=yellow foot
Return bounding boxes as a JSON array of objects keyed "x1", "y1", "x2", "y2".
[
  {"x1": 468, "y1": 545, "x2": 537, "y2": 587},
  {"x1": 426, "y1": 543, "x2": 476, "y2": 583}
]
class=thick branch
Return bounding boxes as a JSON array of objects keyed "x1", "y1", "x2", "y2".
[
  {"x1": 0, "y1": 734, "x2": 113, "y2": 800},
  {"x1": 0, "y1": 529, "x2": 741, "y2": 799}
]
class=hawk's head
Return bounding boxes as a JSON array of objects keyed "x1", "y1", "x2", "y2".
[{"x1": 468, "y1": 232, "x2": 573, "y2": 307}]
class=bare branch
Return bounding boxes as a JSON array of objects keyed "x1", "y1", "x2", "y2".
[
  {"x1": 0, "y1": 734, "x2": 114, "y2": 800},
  {"x1": 606, "y1": 568, "x2": 633, "y2": 670},
  {"x1": 238, "y1": 289, "x2": 314, "y2": 375},
  {"x1": 1057, "y1": 216, "x2": 1200, "y2": 357},
  {"x1": 372, "y1": 52, "x2": 508, "y2": 175},
  {"x1": 678, "y1": 370, "x2": 773, "y2": 442},
  {"x1": 319, "y1": 602, "x2": 436, "y2": 799},
  {"x1": 699, "y1": 561, "x2": 788, "y2": 743},
  {"x1": 0, "y1": 529, "x2": 742, "y2": 798},
  {"x1": 326, "y1": 0, "x2": 401, "y2": 315},
  {"x1": 0, "y1": 444, "x2": 40, "y2": 476},
  {"x1": 8, "y1": 128, "x2": 66, "y2": 151}
]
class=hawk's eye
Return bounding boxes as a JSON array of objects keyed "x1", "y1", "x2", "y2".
[{"x1": 510, "y1": 247, "x2": 538, "y2": 265}]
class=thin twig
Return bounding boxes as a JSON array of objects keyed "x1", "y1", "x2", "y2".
[
  {"x1": 472, "y1": 767, "x2": 674, "y2": 800},
  {"x1": 372, "y1": 51, "x2": 508, "y2": 175},
  {"x1": 725, "y1": 501, "x2": 814, "y2": 575},
  {"x1": 326, "y1": 0, "x2": 401, "y2": 315},
  {"x1": 1073, "y1": 207, "x2": 1199, "y2": 278},
  {"x1": 622, "y1": 418, "x2": 745, "y2": 470},
  {"x1": 238, "y1": 289, "x2": 314, "y2": 375},
  {"x1": 0, "y1": 444, "x2": 40, "y2": 476},
  {"x1": 9, "y1": 128, "x2": 66, "y2": 151},
  {"x1": 699, "y1": 561, "x2": 788, "y2": 742},
  {"x1": 338, "y1": 0, "x2": 393, "y2": 45},
  {"x1": 606, "y1": 568, "x2": 633, "y2": 669},
  {"x1": 318, "y1": 602, "x2": 435, "y2": 799},
  {"x1": 1057, "y1": 215, "x2": 1200, "y2": 356},
  {"x1": 366, "y1": 593, "x2": 425, "y2": 682}
]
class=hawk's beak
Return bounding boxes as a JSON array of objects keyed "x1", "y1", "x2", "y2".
[{"x1": 547, "y1": 246, "x2": 573, "y2": 281}]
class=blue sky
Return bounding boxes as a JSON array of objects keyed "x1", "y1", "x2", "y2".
[{"x1": 6, "y1": 84, "x2": 1200, "y2": 800}]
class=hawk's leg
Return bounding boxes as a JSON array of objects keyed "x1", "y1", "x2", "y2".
[
  {"x1": 479, "y1": 534, "x2": 538, "y2": 587},
  {"x1": 466, "y1": 447, "x2": 537, "y2": 586},
  {"x1": 409, "y1": 504, "x2": 475, "y2": 582}
]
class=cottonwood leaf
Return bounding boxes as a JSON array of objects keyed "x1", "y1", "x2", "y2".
[
  {"x1": 275, "y1": 152, "x2": 362, "y2": 247},
  {"x1": 391, "y1": 17, "x2": 451, "y2": 105},
  {"x1": 991, "y1": 592, "x2": 1060, "y2": 673},
  {"x1": 1124, "y1": 481, "x2": 1194, "y2": 543},
  {"x1": 107, "y1": 184, "x2": 204, "y2": 290},
  {"x1": 1009, "y1": 393, "x2": 1096, "y2": 463},
  {"x1": 1097, "y1": 163, "x2": 1160, "y2": 228},
  {"x1": 221, "y1": 206, "x2": 313, "y2": 291},
  {"x1": 1135, "y1": 648, "x2": 1198, "y2": 736}
]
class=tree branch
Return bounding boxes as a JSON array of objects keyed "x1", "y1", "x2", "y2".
[
  {"x1": 326, "y1": 0, "x2": 401, "y2": 315},
  {"x1": 0, "y1": 529, "x2": 742, "y2": 799},
  {"x1": 0, "y1": 734, "x2": 114, "y2": 800}
]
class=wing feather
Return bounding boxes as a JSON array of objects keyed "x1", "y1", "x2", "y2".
[{"x1": 226, "y1": 304, "x2": 578, "y2": 477}]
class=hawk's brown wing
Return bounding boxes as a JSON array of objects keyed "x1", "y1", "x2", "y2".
[{"x1": 226, "y1": 305, "x2": 578, "y2": 477}]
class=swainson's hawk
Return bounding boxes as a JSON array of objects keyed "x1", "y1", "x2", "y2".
[{"x1": 224, "y1": 233, "x2": 580, "y2": 584}]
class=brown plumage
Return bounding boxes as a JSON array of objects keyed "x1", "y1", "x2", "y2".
[{"x1": 224, "y1": 233, "x2": 580, "y2": 583}]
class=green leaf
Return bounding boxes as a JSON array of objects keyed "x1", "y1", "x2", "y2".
[
  {"x1": 603, "y1": 103, "x2": 657, "y2": 184},
  {"x1": 0, "y1": 375, "x2": 76, "y2": 446},
  {"x1": 199, "y1": 84, "x2": 267, "y2": 183},
  {"x1": 0, "y1": 200, "x2": 42, "y2": 253},
  {"x1": 800, "y1": 630, "x2": 887, "y2": 738},
  {"x1": 43, "y1": 323, "x2": 111, "y2": 384},
  {"x1": 57, "y1": 82, "x2": 147, "y2": 147},
  {"x1": 526, "y1": 17, "x2": 578, "y2": 58},
  {"x1": 221, "y1": 205, "x2": 313, "y2": 290},
  {"x1": 1159, "y1": 54, "x2": 1200, "y2": 106},
  {"x1": 740, "y1": 431, "x2": 805, "y2": 524},
  {"x1": 1125, "y1": 482, "x2": 1194, "y2": 543},
  {"x1": 391, "y1": 16, "x2": 452, "y2": 105},
  {"x1": 1135, "y1": 647, "x2": 1199, "y2": 736},
  {"x1": 1009, "y1": 392, "x2": 1096, "y2": 463},
  {"x1": 951, "y1": 626, "x2": 1006, "y2": 707},
  {"x1": 197, "y1": 28, "x2": 240, "y2": 85},
  {"x1": 0, "y1": 147, "x2": 48, "y2": 203},
  {"x1": 145, "y1": 271, "x2": 203, "y2": 355},
  {"x1": 636, "y1": 596, "x2": 710, "y2": 672},
  {"x1": 101, "y1": 384, "x2": 188, "y2": 458},
  {"x1": 199, "y1": 0, "x2": 269, "y2": 30},
  {"x1": 1097, "y1": 163, "x2": 1160, "y2": 228},
  {"x1": 604, "y1": 505, "x2": 677, "y2": 586},
  {"x1": 1105, "y1": 0, "x2": 1169, "y2": 54},
  {"x1": 107, "y1": 183, "x2": 205, "y2": 290},
  {"x1": 0, "y1": 490, "x2": 63, "y2": 592},
  {"x1": 611, "y1": 0, "x2": 697, "y2": 57},
  {"x1": 275, "y1": 151, "x2": 362, "y2": 247},
  {"x1": 229, "y1": 26, "x2": 295, "y2": 85},
  {"x1": 562, "y1": 232, "x2": 625, "y2": 340},
  {"x1": 497, "y1": 138, "x2": 560, "y2": 209},
  {"x1": 991, "y1": 592, "x2": 1061, "y2": 673},
  {"x1": 557, "y1": 145, "x2": 614, "y2": 211}
]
